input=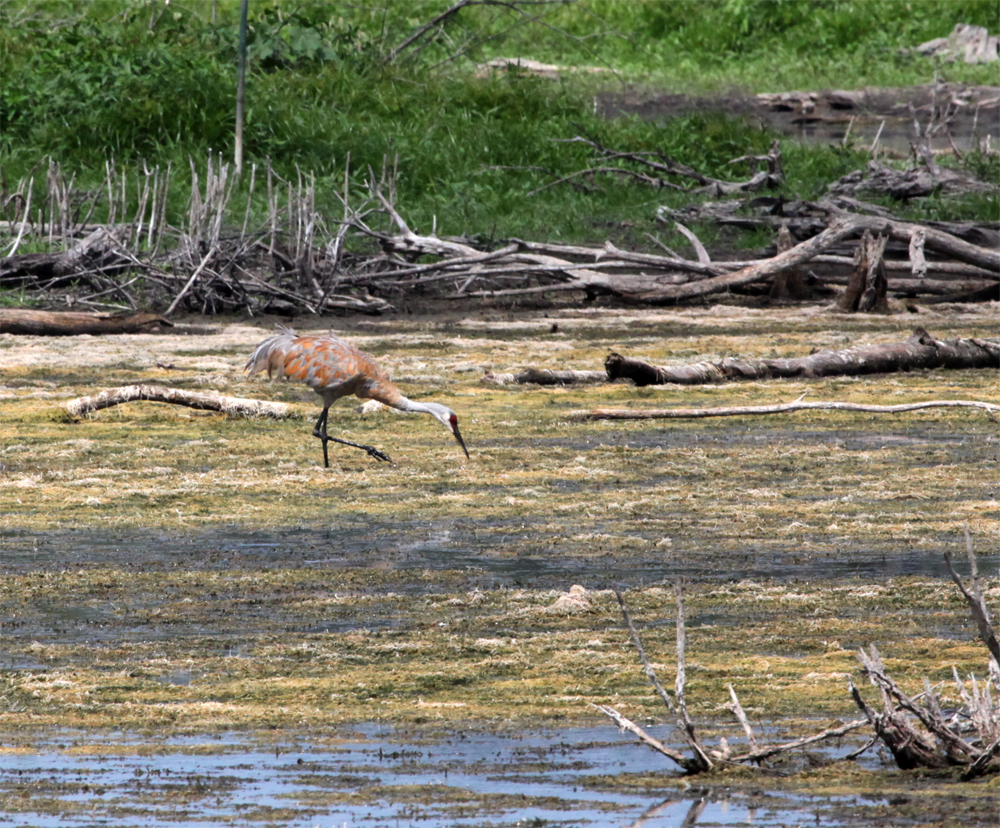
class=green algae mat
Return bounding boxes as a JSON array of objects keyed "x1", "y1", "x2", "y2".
[{"x1": 1, "y1": 304, "x2": 998, "y2": 823}]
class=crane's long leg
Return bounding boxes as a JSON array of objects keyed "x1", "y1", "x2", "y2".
[{"x1": 312, "y1": 407, "x2": 392, "y2": 466}]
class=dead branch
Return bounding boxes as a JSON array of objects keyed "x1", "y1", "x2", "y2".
[
  {"x1": 671, "y1": 582, "x2": 712, "y2": 770},
  {"x1": 944, "y1": 528, "x2": 1000, "y2": 669},
  {"x1": 614, "y1": 591, "x2": 678, "y2": 716},
  {"x1": 598, "y1": 587, "x2": 711, "y2": 773},
  {"x1": 572, "y1": 398, "x2": 1000, "y2": 422},
  {"x1": 602, "y1": 588, "x2": 882, "y2": 774},
  {"x1": 65, "y1": 384, "x2": 296, "y2": 420},
  {"x1": 736, "y1": 718, "x2": 869, "y2": 764},
  {"x1": 590, "y1": 704, "x2": 695, "y2": 771},
  {"x1": 550, "y1": 135, "x2": 784, "y2": 196}
]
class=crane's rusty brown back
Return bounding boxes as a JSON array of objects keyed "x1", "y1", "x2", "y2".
[{"x1": 244, "y1": 327, "x2": 397, "y2": 404}]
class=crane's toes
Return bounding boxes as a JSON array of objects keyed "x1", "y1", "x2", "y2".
[{"x1": 366, "y1": 446, "x2": 392, "y2": 463}]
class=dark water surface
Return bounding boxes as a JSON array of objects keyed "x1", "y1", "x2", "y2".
[{"x1": 3, "y1": 517, "x2": 994, "y2": 589}]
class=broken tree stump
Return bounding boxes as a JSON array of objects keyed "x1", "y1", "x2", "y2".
[
  {"x1": 839, "y1": 230, "x2": 889, "y2": 313},
  {"x1": 769, "y1": 223, "x2": 813, "y2": 301}
]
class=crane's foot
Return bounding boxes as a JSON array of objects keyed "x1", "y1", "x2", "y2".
[
  {"x1": 314, "y1": 431, "x2": 392, "y2": 464},
  {"x1": 363, "y1": 445, "x2": 392, "y2": 463}
]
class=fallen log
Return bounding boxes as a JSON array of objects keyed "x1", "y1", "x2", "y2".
[
  {"x1": 0, "y1": 309, "x2": 173, "y2": 336},
  {"x1": 483, "y1": 368, "x2": 608, "y2": 386},
  {"x1": 493, "y1": 329, "x2": 998, "y2": 389},
  {"x1": 602, "y1": 328, "x2": 999, "y2": 385},
  {"x1": 0, "y1": 226, "x2": 127, "y2": 284},
  {"x1": 66, "y1": 384, "x2": 296, "y2": 419}
]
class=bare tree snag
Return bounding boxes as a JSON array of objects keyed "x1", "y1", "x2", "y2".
[
  {"x1": 945, "y1": 529, "x2": 1000, "y2": 670},
  {"x1": 65, "y1": 384, "x2": 296, "y2": 419},
  {"x1": 839, "y1": 230, "x2": 889, "y2": 312},
  {"x1": 849, "y1": 679, "x2": 949, "y2": 770},
  {"x1": 769, "y1": 224, "x2": 812, "y2": 301},
  {"x1": 848, "y1": 535, "x2": 1000, "y2": 777},
  {"x1": 599, "y1": 587, "x2": 874, "y2": 774},
  {"x1": 0, "y1": 309, "x2": 172, "y2": 336},
  {"x1": 601, "y1": 329, "x2": 999, "y2": 386}
]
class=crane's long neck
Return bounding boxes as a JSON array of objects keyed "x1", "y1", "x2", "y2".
[{"x1": 392, "y1": 396, "x2": 436, "y2": 415}]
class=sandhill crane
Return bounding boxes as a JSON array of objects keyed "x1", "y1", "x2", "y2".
[{"x1": 245, "y1": 327, "x2": 468, "y2": 467}]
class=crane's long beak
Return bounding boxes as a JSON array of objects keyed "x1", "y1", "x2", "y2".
[{"x1": 453, "y1": 425, "x2": 469, "y2": 458}]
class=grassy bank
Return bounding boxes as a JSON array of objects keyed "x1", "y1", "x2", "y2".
[{"x1": 2, "y1": 0, "x2": 996, "y2": 249}]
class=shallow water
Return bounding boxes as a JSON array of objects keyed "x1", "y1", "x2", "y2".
[
  {"x1": 3, "y1": 511, "x2": 994, "y2": 592},
  {"x1": 1, "y1": 725, "x2": 884, "y2": 828}
]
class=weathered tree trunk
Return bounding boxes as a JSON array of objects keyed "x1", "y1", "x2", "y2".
[
  {"x1": 604, "y1": 328, "x2": 998, "y2": 385},
  {"x1": 839, "y1": 230, "x2": 889, "y2": 312},
  {"x1": 769, "y1": 224, "x2": 812, "y2": 301},
  {"x1": 0, "y1": 309, "x2": 173, "y2": 336}
]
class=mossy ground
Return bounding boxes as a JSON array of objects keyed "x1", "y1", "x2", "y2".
[{"x1": 1, "y1": 302, "x2": 998, "y2": 821}]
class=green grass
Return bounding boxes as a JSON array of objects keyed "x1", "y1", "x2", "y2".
[{"x1": 1, "y1": 0, "x2": 996, "y2": 250}]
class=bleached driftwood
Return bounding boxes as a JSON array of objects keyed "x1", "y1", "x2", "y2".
[
  {"x1": 66, "y1": 384, "x2": 296, "y2": 419},
  {"x1": 572, "y1": 399, "x2": 1000, "y2": 422}
]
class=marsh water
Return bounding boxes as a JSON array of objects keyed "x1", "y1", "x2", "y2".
[
  {"x1": 3, "y1": 510, "x2": 996, "y2": 827},
  {"x1": 3, "y1": 307, "x2": 998, "y2": 826},
  {"x1": 0, "y1": 724, "x2": 909, "y2": 828}
]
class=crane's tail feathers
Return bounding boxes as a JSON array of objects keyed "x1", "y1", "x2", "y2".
[{"x1": 244, "y1": 328, "x2": 299, "y2": 378}]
